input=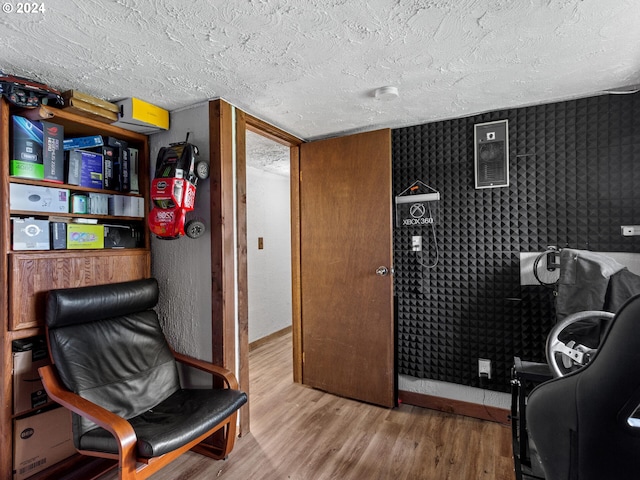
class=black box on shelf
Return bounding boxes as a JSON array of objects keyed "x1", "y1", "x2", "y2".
[
  {"x1": 106, "y1": 136, "x2": 129, "y2": 191},
  {"x1": 42, "y1": 121, "x2": 64, "y2": 184},
  {"x1": 129, "y1": 147, "x2": 139, "y2": 193},
  {"x1": 49, "y1": 222, "x2": 67, "y2": 250},
  {"x1": 100, "y1": 145, "x2": 117, "y2": 189},
  {"x1": 104, "y1": 224, "x2": 142, "y2": 249},
  {"x1": 120, "y1": 147, "x2": 130, "y2": 192}
]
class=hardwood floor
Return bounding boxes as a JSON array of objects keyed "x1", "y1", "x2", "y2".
[{"x1": 100, "y1": 332, "x2": 515, "y2": 480}]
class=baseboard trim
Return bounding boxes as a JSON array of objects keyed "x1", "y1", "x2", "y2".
[
  {"x1": 399, "y1": 390, "x2": 511, "y2": 426},
  {"x1": 249, "y1": 326, "x2": 292, "y2": 352}
]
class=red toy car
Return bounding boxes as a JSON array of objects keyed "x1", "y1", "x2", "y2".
[{"x1": 148, "y1": 139, "x2": 209, "y2": 239}]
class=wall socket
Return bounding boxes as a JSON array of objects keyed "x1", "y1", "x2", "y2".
[
  {"x1": 621, "y1": 225, "x2": 640, "y2": 237},
  {"x1": 412, "y1": 235, "x2": 422, "y2": 251},
  {"x1": 478, "y1": 358, "x2": 492, "y2": 379}
]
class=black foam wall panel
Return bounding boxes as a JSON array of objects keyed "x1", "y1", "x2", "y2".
[{"x1": 392, "y1": 92, "x2": 640, "y2": 392}]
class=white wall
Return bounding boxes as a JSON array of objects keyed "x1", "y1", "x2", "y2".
[
  {"x1": 399, "y1": 375, "x2": 510, "y2": 409},
  {"x1": 246, "y1": 166, "x2": 292, "y2": 343}
]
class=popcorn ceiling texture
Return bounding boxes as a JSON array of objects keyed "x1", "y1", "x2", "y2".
[{"x1": 1, "y1": 0, "x2": 639, "y2": 140}]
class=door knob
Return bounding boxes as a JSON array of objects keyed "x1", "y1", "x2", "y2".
[{"x1": 376, "y1": 266, "x2": 389, "y2": 276}]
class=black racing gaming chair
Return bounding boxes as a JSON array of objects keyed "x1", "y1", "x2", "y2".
[{"x1": 526, "y1": 294, "x2": 640, "y2": 480}]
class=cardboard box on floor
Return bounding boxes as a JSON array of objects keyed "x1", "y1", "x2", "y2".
[
  {"x1": 13, "y1": 407, "x2": 75, "y2": 480},
  {"x1": 12, "y1": 336, "x2": 50, "y2": 414}
]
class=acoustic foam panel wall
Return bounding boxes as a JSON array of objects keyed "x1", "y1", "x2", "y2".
[{"x1": 392, "y1": 92, "x2": 640, "y2": 392}]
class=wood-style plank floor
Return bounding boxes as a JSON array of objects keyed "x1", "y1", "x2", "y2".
[{"x1": 101, "y1": 332, "x2": 516, "y2": 480}]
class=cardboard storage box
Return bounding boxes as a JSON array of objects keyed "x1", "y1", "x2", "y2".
[
  {"x1": 113, "y1": 97, "x2": 169, "y2": 133},
  {"x1": 67, "y1": 223, "x2": 104, "y2": 249},
  {"x1": 124, "y1": 196, "x2": 145, "y2": 217},
  {"x1": 49, "y1": 222, "x2": 67, "y2": 250},
  {"x1": 129, "y1": 147, "x2": 139, "y2": 193},
  {"x1": 12, "y1": 218, "x2": 50, "y2": 251},
  {"x1": 108, "y1": 195, "x2": 144, "y2": 217},
  {"x1": 67, "y1": 150, "x2": 103, "y2": 189},
  {"x1": 11, "y1": 116, "x2": 44, "y2": 180},
  {"x1": 12, "y1": 337, "x2": 49, "y2": 415},
  {"x1": 63, "y1": 135, "x2": 104, "y2": 151},
  {"x1": 10, "y1": 184, "x2": 69, "y2": 214},
  {"x1": 62, "y1": 90, "x2": 119, "y2": 124},
  {"x1": 104, "y1": 224, "x2": 142, "y2": 249},
  {"x1": 109, "y1": 195, "x2": 124, "y2": 216},
  {"x1": 13, "y1": 407, "x2": 75, "y2": 480},
  {"x1": 88, "y1": 193, "x2": 109, "y2": 215}
]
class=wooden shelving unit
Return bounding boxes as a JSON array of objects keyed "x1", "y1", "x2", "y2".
[{"x1": 0, "y1": 98, "x2": 152, "y2": 480}]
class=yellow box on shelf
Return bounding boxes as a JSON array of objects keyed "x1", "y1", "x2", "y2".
[
  {"x1": 66, "y1": 223, "x2": 104, "y2": 249},
  {"x1": 113, "y1": 97, "x2": 169, "y2": 133}
]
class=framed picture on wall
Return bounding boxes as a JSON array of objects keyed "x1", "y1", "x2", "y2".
[{"x1": 474, "y1": 119, "x2": 509, "y2": 189}]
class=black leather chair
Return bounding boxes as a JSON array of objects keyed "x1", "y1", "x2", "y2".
[
  {"x1": 526, "y1": 294, "x2": 640, "y2": 480},
  {"x1": 38, "y1": 278, "x2": 247, "y2": 480}
]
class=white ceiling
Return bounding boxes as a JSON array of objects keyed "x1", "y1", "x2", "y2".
[
  {"x1": 2, "y1": 0, "x2": 640, "y2": 145},
  {"x1": 246, "y1": 130, "x2": 290, "y2": 176}
]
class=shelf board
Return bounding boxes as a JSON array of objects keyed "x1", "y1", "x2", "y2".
[
  {"x1": 26, "y1": 454, "x2": 117, "y2": 480},
  {"x1": 9, "y1": 326, "x2": 44, "y2": 340},
  {"x1": 8, "y1": 247, "x2": 149, "y2": 256},
  {"x1": 10, "y1": 210, "x2": 144, "y2": 222},
  {"x1": 9, "y1": 177, "x2": 143, "y2": 197},
  {"x1": 18, "y1": 104, "x2": 147, "y2": 143}
]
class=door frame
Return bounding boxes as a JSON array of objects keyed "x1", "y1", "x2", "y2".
[{"x1": 233, "y1": 110, "x2": 303, "y2": 435}]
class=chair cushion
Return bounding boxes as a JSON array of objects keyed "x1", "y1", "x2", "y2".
[
  {"x1": 46, "y1": 279, "x2": 182, "y2": 442},
  {"x1": 78, "y1": 388, "x2": 248, "y2": 458},
  {"x1": 46, "y1": 278, "x2": 160, "y2": 328}
]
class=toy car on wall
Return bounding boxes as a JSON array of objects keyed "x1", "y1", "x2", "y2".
[
  {"x1": 0, "y1": 72, "x2": 64, "y2": 108},
  {"x1": 148, "y1": 137, "x2": 209, "y2": 239}
]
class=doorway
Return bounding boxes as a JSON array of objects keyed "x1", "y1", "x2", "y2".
[
  {"x1": 236, "y1": 114, "x2": 303, "y2": 435},
  {"x1": 245, "y1": 131, "x2": 292, "y2": 348}
]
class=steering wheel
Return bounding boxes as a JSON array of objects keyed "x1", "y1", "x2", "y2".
[{"x1": 546, "y1": 310, "x2": 615, "y2": 377}]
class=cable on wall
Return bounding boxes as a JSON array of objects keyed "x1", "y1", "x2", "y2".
[{"x1": 395, "y1": 180, "x2": 441, "y2": 270}]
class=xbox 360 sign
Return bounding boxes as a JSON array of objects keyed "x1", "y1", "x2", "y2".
[{"x1": 395, "y1": 192, "x2": 440, "y2": 227}]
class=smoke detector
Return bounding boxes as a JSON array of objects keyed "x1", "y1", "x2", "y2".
[{"x1": 374, "y1": 86, "x2": 399, "y2": 101}]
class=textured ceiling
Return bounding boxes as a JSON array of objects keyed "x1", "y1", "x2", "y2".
[
  {"x1": 246, "y1": 130, "x2": 290, "y2": 176},
  {"x1": 1, "y1": 0, "x2": 640, "y2": 143}
]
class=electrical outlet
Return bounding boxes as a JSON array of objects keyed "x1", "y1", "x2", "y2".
[
  {"x1": 478, "y1": 358, "x2": 491, "y2": 379},
  {"x1": 412, "y1": 235, "x2": 422, "y2": 251},
  {"x1": 621, "y1": 225, "x2": 640, "y2": 236}
]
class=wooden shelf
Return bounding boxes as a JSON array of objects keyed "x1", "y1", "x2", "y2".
[
  {"x1": 9, "y1": 250, "x2": 151, "y2": 330},
  {"x1": 1, "y1": 97, "x2": 153, "y2": 480},
  {"x1": 9, "y1": 176, "x2": 143, "y2": 197},
  {"x1": 10, "y1": 210, "x2": 144, "y2": 222},
  {"x1": 26, "y1": 455, "x2": 117, "y2": 480},
  {"x1": 19, "y1": 104, "x2": 147, "y2": 143}
]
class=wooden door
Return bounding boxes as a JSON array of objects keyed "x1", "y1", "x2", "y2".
[{"x1": 300, "y1": 129, "x2": 395, "y2": 408}]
